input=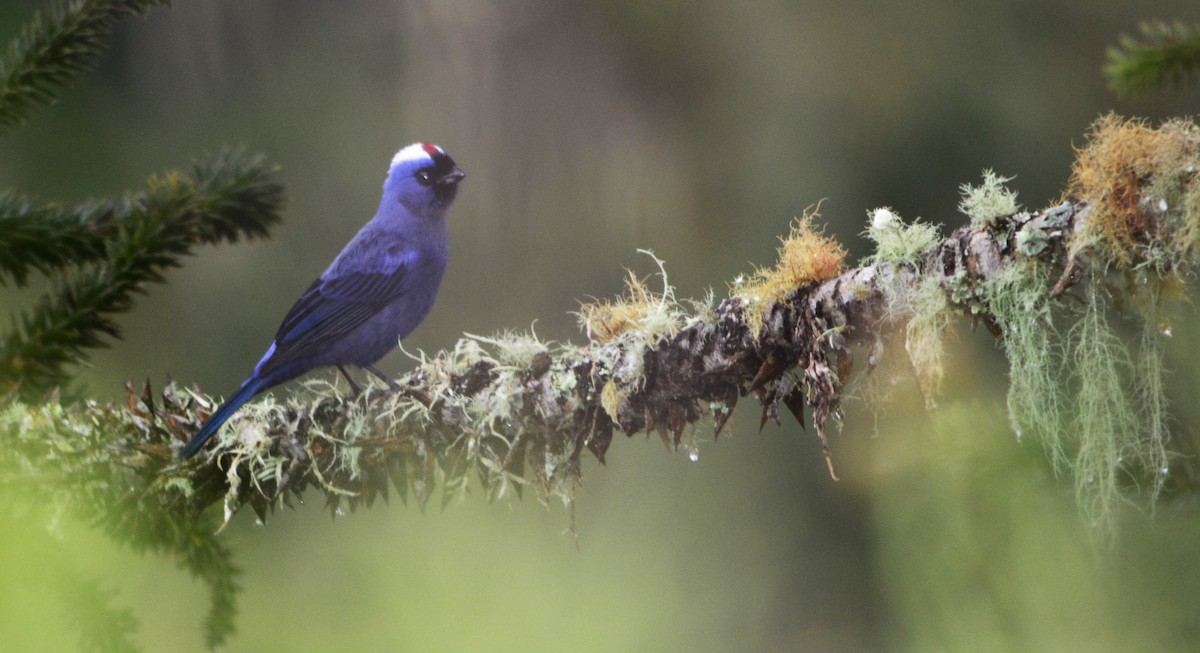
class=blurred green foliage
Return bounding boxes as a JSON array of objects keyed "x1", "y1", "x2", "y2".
[{"x1": 875, "y1": 401, "x2": 1200, "y2": 651}]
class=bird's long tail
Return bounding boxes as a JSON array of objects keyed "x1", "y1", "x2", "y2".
[{"x1": 179, "y1": 377, "x2": 269, "y2": 459}]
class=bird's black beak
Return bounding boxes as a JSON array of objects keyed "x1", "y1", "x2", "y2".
[{"x1": 437, "y1": 167, "x2": 465, "y2": 186}]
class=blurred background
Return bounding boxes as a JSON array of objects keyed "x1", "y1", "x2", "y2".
[{"x1": 3, "y1": 1, "x2": 1200, "y2": 650}]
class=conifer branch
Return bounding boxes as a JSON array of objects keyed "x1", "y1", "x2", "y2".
[
  {"x1": 0, "y1": 0, "x2": 170, "y2": 129},
  {"x1": 0, "y1": 192, "x2": 111, "y2": 286},
  {"x1": 0, "y1": 148, "x2": 283, "y2": 400},
  {"x1": 1105, "y1": 21, "x2": 1200, "y2": 96}
]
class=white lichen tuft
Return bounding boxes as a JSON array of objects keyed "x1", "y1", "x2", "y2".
[{"x1": 464, "y1": 328, "x2": 549, "y2": 369}]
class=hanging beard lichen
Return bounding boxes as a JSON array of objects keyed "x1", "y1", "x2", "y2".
[{"x1": 982, "y1": 263, "x2": 1067, "y2": 467}]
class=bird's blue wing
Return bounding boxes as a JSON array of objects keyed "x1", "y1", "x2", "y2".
[{"x1": 274, "y1": 268, "x2": 411, "y2": 350}]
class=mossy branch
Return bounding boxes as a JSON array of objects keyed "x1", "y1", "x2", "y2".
[
  {"x1": 0, "y1": 148, "x2": 284, "y2": 401},
  {"x1": 9, "y1": 117, "x2": 1200, "y2": 523},
  {"x1": 0, "y1": 0, "x2": 170, "y2": 129}
]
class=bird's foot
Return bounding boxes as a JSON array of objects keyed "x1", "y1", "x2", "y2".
[{"x1": 363, "y1": 364, "x2": 432, "y2": 407}]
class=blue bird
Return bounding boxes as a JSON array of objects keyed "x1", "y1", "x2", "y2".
[{"x1": 180, "y1": 143, "x2": 464, "y2": 459}]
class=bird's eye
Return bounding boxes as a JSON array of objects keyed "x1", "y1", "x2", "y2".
[{"x1": 415, "y1": 170, "x2": 433, "y2": 185}]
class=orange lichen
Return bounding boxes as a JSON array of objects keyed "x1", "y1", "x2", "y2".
[
  {"x1": 577, "y1": 252, "x2": 682, "y2": 345},
  {"x1": 1067, "y1": 114, "x2": 1200, "y2": 271},
  {"x1": 578, "y1": 272, "x2": 651, "y2": 343},
  {"x1": 736, "y1": 210, "x2": 847, "y2": 330}
]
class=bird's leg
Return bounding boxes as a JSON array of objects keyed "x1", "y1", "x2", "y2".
[
  {"x1": 337, "y1": 365, "x2": 363, "y2": 396},
  {"x1": 362, "y1": 364, "x2": 433, "y2": 407},
  {"x1": 363, "y1": 364, "x2": 402, "y2": 391}
]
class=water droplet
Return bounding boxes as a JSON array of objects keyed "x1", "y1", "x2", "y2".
[
  {"x1": 1014, "y1": 429, "x2": 1023, "y2": 443},
  {"x1": 255, "y1": 518, "x2": 265, "y2": 527},
  {"x1": 688, "y1": 447, "x2": 700, "y2": 462},
  {"x1": 1162, "y1": 325, "x2": 1173, "y2": 338},
  {"x1": 1160, "y1": 466, "x2": 1170, "y2": 476}
]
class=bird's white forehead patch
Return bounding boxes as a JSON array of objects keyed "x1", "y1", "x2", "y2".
[{"x1": 391, "y1": 142, "x2": 441, "y2": 168}]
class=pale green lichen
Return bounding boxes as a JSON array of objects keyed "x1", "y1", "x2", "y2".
[
  {"x1": 1014, "y1": 215, "x2": 1050, "y2": 256},
  {"x1": 1069, "y1": 284, "x2": 1141, "y2": 534},
  {"x1": 982, "y1": 263, "x2": 1066, "y2": 466},
  {"x1": 685, "y1": 287, "x2": 720, "y2": 335},
  {"x1": 164, "y1": 477, "x2": 195, "y2": 499},
  {"x1": 983, "y1": 260, "x2": 1170, "y2": 537},
  {"x1": 903, "y1": 275, "x2": 952, "y2": 406},
  {"x1": 864, "y1": 207, "x2": 942, "y2": 266},
  {"x1": 874, "y1": 257, "x2": 953, "y2": 407},
  {"x1": 863, "y1": 205, "x2": 952, "y2": 405},
  {"x1": 1133, "y1": 298, "x2": 1170, "y2": 504},
  {"x1": 959, "y1": 169, "x2": 1020, "y2": 227}
]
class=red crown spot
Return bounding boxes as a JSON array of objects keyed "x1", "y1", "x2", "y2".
[{"x1": 421, "y1": 143, "x2": 442, "y2": 156}]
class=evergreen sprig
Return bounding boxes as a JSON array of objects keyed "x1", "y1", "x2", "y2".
[
  {"x1": 1105, "y1": 21, "x2": 1200, "y2": 96},
  {"x1": 1, "y1": 193, "x2": 117, "y2": 286},
  {"x1": 0, "y1": 0, "x2": 170, "y2": 129},
  {"x1": 0, "y1": 148, "x2": 283, "y2": 400}
]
